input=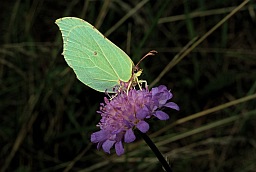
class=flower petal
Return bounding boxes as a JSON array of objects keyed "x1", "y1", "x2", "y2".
[
  {"x1": 158, "y1": 85, "x2": 167, "y2": 92},
  {"x1": 124, "y1": 128, "x2": 136, "y2": 143},
  {"x1": 137, "y1": 121, "x2": 149, "y2": 133},
  {"x1": 115, "y1": 141, "x2": 124, "y2": 156},
  {"x1": 91, "y1": 130, "x2": 108, "y2": 143},
  {"x1": 152, "y1": 85, "x2": 173, "y2": 107},
  {"x1": 136, "y1": 106, "x2": 150, "y2": 119},
  {"x1": 158, "y1": 92, "x2": 172, "y2": 105},
  {"x1": 151, "y1": 87, "x2": 158, "y2": 96},
  {"x1": 102, "y1": 140, "x2": 115, "y2": 154},
  {"x1": 154, "y1": 111, "x2": 169, "y2": 120},
  {"x1": 164, "y1": 102, "x2": 180, "y2": 111}
]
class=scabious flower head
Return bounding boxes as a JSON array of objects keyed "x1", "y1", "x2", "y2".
[{"x1": 91, "y1": 85, "x2": 179, "y2": 156}]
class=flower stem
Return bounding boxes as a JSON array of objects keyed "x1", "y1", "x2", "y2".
[{"x1": 138, "y1": 131, "x2": 172, "y2": 172}]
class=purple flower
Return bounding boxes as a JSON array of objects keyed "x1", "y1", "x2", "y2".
[{"x1": 91, "y1": 85, "x2": 179, "y2": 156}]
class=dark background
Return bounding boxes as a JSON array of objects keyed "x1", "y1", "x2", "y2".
[{"x1": 1, "y1": 0, "x2": 256, "y2": 171}]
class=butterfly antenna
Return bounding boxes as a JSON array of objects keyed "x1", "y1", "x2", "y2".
[{"x1": 135, "y1": 50, "x2": 158, "y2": 69}]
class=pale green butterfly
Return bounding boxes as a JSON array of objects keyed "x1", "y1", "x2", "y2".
[{"x1": 56, "y1": 17, "x2": 137, "y2": 93}]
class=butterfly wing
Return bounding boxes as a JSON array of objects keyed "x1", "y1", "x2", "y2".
[{"x1": 56, "y1": 17, "x2": 133, "y2": 92}]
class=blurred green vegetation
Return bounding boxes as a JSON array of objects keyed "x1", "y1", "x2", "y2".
[{"x1": 1, "y1": 0, "x2": 256, "y2": 171}]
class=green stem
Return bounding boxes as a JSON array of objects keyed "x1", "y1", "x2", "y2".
[{"x1": 138, "y1": 131, "x2": 172, "y2": 172}]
